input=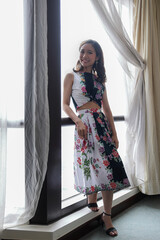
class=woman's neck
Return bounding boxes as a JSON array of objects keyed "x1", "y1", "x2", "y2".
[{"x1": 82, "y1": 67, "x2": 92, "y2": 73}]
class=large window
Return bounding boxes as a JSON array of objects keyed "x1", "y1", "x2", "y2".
[
  {"x1": 1, "y1": 0, "x2": 132, "y2": 224},
  {"x1": 61, "y1": 0, "x2": 131, "y2": 207},
  {"x1": 0, "y1": 0, "x2": 25, "y2": 214}
]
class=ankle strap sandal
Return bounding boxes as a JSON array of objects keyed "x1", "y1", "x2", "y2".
[{"x1": 102, "y1": 212, "x2": 118, "y2": 237}]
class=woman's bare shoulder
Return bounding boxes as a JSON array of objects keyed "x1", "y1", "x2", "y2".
[
  {"x1": 63, "y1": 72, "x2": 74, "y2": 87},
  {"x1": 64, "y1": 72, "x2": 74, "y2": 82}
]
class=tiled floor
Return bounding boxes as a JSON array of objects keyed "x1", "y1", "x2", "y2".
[{"x1": 79, "y1": 195, "x2": 160, "y2": 240}]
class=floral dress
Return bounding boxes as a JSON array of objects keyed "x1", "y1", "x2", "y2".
[{"x1": 72, "y1": 72, "x2": 130, "y2": 195}]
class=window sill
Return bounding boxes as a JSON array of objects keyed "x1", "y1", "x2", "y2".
[{"x1": 2, "y1": 187, "x2": 139, "y2": 240}]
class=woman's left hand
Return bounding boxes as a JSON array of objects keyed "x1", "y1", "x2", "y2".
[{"x1": 112, "y1": 134, "x2": 119, "y2": 149}]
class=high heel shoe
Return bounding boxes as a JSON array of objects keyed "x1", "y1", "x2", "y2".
[{"x1": 101, "y1": 211, "x2": 118, "y2": 237}]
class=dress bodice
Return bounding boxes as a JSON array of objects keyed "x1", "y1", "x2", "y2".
[{"x1": 71, "y1": 72, "x2": 105, "y2": 111}]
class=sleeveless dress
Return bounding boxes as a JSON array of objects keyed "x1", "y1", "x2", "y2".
[{"x1": 72, "y1": 71, "x2": 130, "y2": 195}]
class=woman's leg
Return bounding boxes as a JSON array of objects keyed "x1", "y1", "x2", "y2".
[
  {"x1": 101, "y1": 190, "x2": 118, "y2": 236},
  {"x1": 88, "y1": 192, "x2": 99, "y2": 211}
]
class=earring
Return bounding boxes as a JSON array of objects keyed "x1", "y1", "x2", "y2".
[{"x1": 96, "y1": 60, "x2": 98, "y2": 65}]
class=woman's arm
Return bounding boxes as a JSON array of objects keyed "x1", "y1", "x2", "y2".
[
  {"x1": 102, "y1": 87, "x2": 119, "y2": 148},
  {"x1": 63, "y1": 73, "x2": 87, "y2": 139}
]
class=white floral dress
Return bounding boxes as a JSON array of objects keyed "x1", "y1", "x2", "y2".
[{"x1": 72, "y1": 72, "x2": 130, "y2": 195}]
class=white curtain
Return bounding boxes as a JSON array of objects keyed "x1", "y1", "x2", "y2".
[
  {"x1": 23, "y1": 0, "x2": 49, "y2": 219},
  {"x1": 90, "y1": 0, "x2": 146, "y2": 187},
  {"x1": 0, "y1": 0, "x2": 49, "y2": 237}
]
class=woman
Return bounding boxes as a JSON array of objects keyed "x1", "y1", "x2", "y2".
[{"x1": 63, "y1": 39, "x2": 130, "y2": 237}]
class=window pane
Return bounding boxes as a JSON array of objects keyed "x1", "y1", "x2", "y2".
[
  {"x1": 61, "y1": 126, "x2": 77, "y2": 201},
  {"x1": 114, "y1": 121, "x2": 127, "y2": 161},
  {"x1": 0, "y1": 0, "x2": 24, "y2": 122},
  {"x1": 0, "y1": 0, "x2": 25, "y2": 215},
  {"x1": 61, "y1": 0, "x2": 128, "y2": 118},
  {"x1": 61, "y1": 0, "x2": 130, "y2": 206},
  {"x1": 5, "y1": 128, "x2": 25, "y2": 213}
]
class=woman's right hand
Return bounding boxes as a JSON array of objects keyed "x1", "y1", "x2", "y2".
[{"x1": 76, "y1": 119, "x2": 87, "y2": 140}]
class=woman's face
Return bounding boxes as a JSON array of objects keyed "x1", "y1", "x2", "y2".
[{"x1": 79, "y1": 43, "x2": 98, "y2": 72}]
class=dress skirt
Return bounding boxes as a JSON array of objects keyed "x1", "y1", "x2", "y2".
[{"x1": 74, "y1": 108, "x2": 130, "y2": 195}]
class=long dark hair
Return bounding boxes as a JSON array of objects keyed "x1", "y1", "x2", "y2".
[{"x1": 73, "y1": 39, "x2": 106, "y2": 83}]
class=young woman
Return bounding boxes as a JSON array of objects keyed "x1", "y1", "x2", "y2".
[{"x1": 63, "y1": 39, "x2": 130, "y2": 237}]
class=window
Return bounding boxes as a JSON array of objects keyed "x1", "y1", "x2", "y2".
[
  {"x1": 61, "y1": 0, "x2": 130, "y2": 207},
  {"x1": 32, "y1": 0, "x2": 132, "y2": 224},
  {"x1": 0, "y1": 0, "x2": 25, "y2": 214}
]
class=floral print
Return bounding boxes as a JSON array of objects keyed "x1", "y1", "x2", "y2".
[
  {"x1": 77, "y1": 72, "x2": 105, "y2": 110},
  {"x1": 74, "y1": 108, "x2": 130, "y2": 195},
  {"x1": 73, "y1": 72, "x2": 130, "y2": 195}
]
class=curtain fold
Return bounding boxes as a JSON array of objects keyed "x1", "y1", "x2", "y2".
[
  {"x1": 90, "y1": 0, "x2": 146, "y2": 188},
  {"x1": 90, "y1": 0, "x2": 145, "y2": 75},
  {"x1": 133, "y1": 0, "x2": 160, "y2": 194},
  {"x1": 1, "y1": 0, "x2": 49, "y2": 235},
  {"x1": 23, "y1": 0, "x2": 49, "y2": 221}
]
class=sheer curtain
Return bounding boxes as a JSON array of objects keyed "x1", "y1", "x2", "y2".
[
  {"x1": 24, "y1": 0, "x2": 49, "y2": 217},
  {"x1": 90, "y1": 0, "x2": 146, "y2": 188},
  {"x1": 0, "y1": 0, "x2": 49, "y2": 237}
]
